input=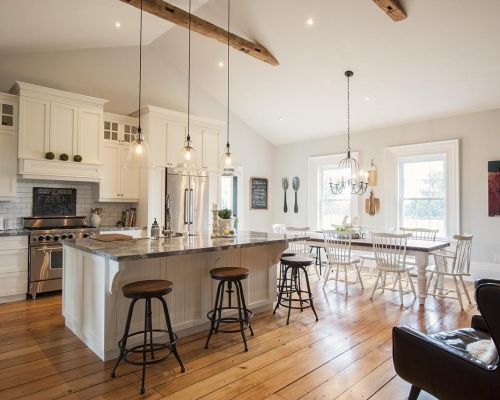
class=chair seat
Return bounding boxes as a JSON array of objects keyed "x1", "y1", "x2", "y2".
[
  {"x1": 281, "y1": 256, "x2": 314, "y2": 267},
  {"x1": 375, "y1": 264, "x2": 414, "y2": 272},
  {"x1": 210, "y1": 267, "x2": 249, "y2": 280},
  {"x1": 327, "y1": 257, "x2": 360, "y2": 266},
  {"x1": 430, "y1": 328, "x2": 495, "y2": 369},
  {"x1": 122, "y1": 279, "x2": 173, "y2": 298}
]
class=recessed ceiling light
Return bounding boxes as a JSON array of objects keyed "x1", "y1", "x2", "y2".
[
  {"x1": 279, "y1": 116, "x2": 284, "y2": 121},
  {"x1": 115, "y1": 21, "x2": 121, "y2": 28},
  {"x1": 364, "y1": 96, "x2": 371, "y2": 101},
  {"x1": 218, "y1": 61, "x2": 224, "y2": 68},
  {"x1": 306, "y1": 17, "x2": 314, "y2": 26}
]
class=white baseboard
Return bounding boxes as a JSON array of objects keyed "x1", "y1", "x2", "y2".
[{"x1": 470, "y1": 261, "x2": 500, "y2": 281}]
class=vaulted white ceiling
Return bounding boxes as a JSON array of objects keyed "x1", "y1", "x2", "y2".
[{"x1": 1, "y1": 0, "x2": 500, "y2": 145}]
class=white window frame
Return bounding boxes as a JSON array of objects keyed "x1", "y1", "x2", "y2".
[
  {"x1": 307, "y1": 153, "x2": 359, "y2": 231},
  {"x1": 385, "y1": 139, "x2": 460, "y2": 239}
]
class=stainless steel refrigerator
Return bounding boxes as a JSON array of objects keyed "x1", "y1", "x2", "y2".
[{"x1": 165, "y1": 169, "x2": 209, "y2": 235}]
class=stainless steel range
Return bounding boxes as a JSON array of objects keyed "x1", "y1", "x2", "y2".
[{"x1": 24, "y1": 216, "x2": 98, "y2": 299}]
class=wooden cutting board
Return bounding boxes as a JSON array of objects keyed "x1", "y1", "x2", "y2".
[{"x1": 91, "y1": 233, "x2": 133, "y2": 242}]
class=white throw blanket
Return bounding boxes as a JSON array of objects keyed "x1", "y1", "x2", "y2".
[{"x1": 466, "y1": 339, "x2": 498, "y2": 364}]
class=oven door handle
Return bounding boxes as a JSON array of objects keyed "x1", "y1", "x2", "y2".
[{"x1": 34, "y1": 246, "x2": 63, "y2": 252}]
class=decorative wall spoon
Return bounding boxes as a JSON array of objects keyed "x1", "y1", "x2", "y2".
[
  {"x1": 292, "y1": 176, "x2": 300, "y2": 213},
  {"x1": 282, "y1": 178, "x2": 289, "y2": 213}
]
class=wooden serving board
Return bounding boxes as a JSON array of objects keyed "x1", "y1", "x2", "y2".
[{"x1": 91, "y1": 233, "x2": 133, "y2": 242}]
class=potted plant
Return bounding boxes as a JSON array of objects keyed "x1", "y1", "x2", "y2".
[{"x1": 217, "y1": 208, "x2": 234, "y2": 235}]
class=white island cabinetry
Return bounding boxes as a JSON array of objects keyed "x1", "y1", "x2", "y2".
[{"x1": 62, "y1": 232, "x2": 291, "y2": 361}]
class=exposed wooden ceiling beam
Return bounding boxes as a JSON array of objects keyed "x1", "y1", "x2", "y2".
[
  {"x1": 372, "y1": 0, "x2": 407, "y2": 21},
  {"x1": 119, "y1": 0, "x2": 279, "y2": 66}
]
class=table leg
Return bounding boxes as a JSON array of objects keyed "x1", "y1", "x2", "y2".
[
  {"x1": 318, "y1": 248, "x2": 322, "y2": 276},
  {"x1": 415, "y1": 253, "x2": 428, "y2": 306}
]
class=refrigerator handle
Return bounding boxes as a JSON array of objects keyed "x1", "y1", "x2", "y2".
[
  {"x1": 189, "y1": 189, "x2": 194, "y2": 224},
  {"x1": 183, "y1": 188, "x2": 189, "y2": 225}
]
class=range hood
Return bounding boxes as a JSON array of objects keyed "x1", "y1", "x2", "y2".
[{"x1": 18, "y1": 158, "x2": 102, "y2": 182}]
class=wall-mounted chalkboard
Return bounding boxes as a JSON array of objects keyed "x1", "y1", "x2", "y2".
[
  {"x1": 33, "y1": 188, "x2": 77, "y2": 216},
  {"x1": 250, "y1": 177, "x2": 268, "y2": 210}
]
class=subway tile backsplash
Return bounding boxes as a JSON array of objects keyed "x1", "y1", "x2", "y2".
[{"x1": 0, "y1": 179, "x2": 137, "y2": 227}]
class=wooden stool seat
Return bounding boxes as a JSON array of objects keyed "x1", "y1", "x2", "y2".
[
  {"x1": 281, "y1": 256, "x2": 314, "y2": 267},
  {"x1": 281, "y1": 252, "x2": 296, "y2": 258},
  {"x1": 209, "y1": 267, "x2": 249, "y2": 281},
  {"x1": 122, "y1": 280, "x2": 172, "y2": 298}
]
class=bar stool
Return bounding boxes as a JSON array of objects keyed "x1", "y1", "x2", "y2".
[
  {"x1": 111, "y1": 279, "x2": 185, "y2": 394},
  {"x1": 278, "y1": 251, "x2": 296, "y2": 291},
  {"x1": 273, "y1": 256, "x2": 319, "y2": 325},
  {"x1": 205, "y1": 267, "x2": 254, "y2": 352}
]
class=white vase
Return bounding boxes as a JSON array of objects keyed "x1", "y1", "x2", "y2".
[
  {"x1": 90, "y1": 212, "x2": 102, "y2": 228},
  {"x1": 218, "y1": 218, "x2": 232, "y2": 234}
]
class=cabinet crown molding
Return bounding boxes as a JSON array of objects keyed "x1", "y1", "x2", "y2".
[
  {"x1": 11, "y1": 81, "x2": 108, "y2": 108},
  {"x1": 133, "y1": 105, "x2": 225, "y2": 128}
]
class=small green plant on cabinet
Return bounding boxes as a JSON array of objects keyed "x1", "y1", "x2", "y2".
[
  {"x1": 218, "y1": 208, "x2": 232, "y2": 219},
  {"x1": 60, "y1": 153, "x2": 69, "y2": 161},
  {"x1": 45, "y1": 152, "x2": 55, "y2": 160},
  {"x1": 73, "y1": 154, "x2": 82, "y2": 162}
]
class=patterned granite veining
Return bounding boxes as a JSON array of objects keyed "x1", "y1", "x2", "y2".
[
  {"x1": 0, "y1": 229, "x2": 29, "y2": 237},
  {"x1": 63, "y1": 231, "x2": 304, "y2": 262}
]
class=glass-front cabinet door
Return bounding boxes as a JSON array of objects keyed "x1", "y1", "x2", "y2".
[
  {"x1": 103, "y1": 114, "x2": 138, "y2": 144},
  {"x1": 104, "y1": 120, "x2": 119, "y2": 142}
]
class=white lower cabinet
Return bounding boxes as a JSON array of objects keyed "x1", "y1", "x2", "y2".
[
  {"x1": 0, "y1": 236, "x2": 28, "y2": 303},
  {"x1": 99, "y1": 143, "x2": 140, "y2": 202}
]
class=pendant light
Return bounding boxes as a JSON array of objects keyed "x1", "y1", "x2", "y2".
[
  {"x1": 329, "y1": 71, "x2": 368, "y2": 195},
  {"x1": 175, "y1": 0, "x2": 200, "y2": 175},
  {"x1": 126, "y1": 0, "x2": 152, "y2": 169},
  {"x1": 219, "y1": 0, "x2": 238, "y2": 176}
]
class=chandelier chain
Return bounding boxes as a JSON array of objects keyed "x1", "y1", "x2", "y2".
[{"x1": 346, "y1": 72, "x2": 350, "y2": 153}]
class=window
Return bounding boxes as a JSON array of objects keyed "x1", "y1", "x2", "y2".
[
  {"x1": 308, "y1": 154, "x2": 359, "y2": 230},
  {"x1": 220, "y1": 174, "x2": 238, "y2": 217},
  {"x1": 318, "y1": 165, "x2": 352, "y2": 229},
  {"x1": 385, "y1": 140, "x2": 460, "y2": 239},
  {"x1": 399, "y1": 155, "x2": 446, "y2": 234}
]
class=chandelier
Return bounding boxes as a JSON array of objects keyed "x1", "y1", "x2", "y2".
[{"x1": 329, "y1": 70, "x2": 368, "y2": 195}]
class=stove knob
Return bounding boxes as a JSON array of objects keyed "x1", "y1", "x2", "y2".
[
  {"x1": 61, "y1": 234, "x2": 68, "y2": 240},
  {"x1": 68, "y1": 234, "x2": 75, "y2": 240},
  {"x1": 53, "y1": 235, "x2": 60, "y2": 242},
  {"x1": 83, "y1": 233, "x2": 90, "y2": 239},
  {"x1": 45, "y1": 235, "x2": 52, "y2": 241},
  {"x1": 37, "y1": 235, "x2": 45, "y2": 241}
]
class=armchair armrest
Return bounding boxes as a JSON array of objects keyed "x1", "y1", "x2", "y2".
[{"x1": 471, "y1": 315, "x2": 489, "y2": 333}]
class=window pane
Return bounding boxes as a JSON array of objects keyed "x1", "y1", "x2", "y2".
[
  {"x1": 403, "y1": 159, "x2": 445, "y2": 198},
  {"x1": 2, "y1": 103, "x2": 13, "y2": 115},
  {"x1": 321, "y1": 199, "x2": 350, "y2": 229}
]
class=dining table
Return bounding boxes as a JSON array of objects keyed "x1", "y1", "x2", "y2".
[{"x1": 306, "y1": 235, "x2": 451, "y2": 306}]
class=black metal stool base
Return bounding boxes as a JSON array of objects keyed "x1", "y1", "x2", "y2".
[
  {"x1": 274, "y1": 264, "x2": 319, "y2": 325},
  {"x1": 111, "y1": 295, "x2": 185, "y2": 394},
  {"x1": 205, "y1": 279, "x2": 254, "y2": 352}
]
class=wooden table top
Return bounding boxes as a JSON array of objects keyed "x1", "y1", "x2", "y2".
[{"x1": 306, "y1": 237, "x2": 450, "y2": 253}]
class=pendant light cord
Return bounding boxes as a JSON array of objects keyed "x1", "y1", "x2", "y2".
[
  {"x1": 346, "y1": 72, "x2": 350, "y2": 154},
  {"x1": 138, "y1": 0, "x2": 143, "y2": 134},
  {"x1": 187, "y1": 0, "x2": 192, "y2": 143},
  {"x1": 226, "y1": 0, "x2": 230, "y2": 150}
]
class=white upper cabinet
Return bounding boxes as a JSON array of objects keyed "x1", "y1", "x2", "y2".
[
  {"x1": 202, "y1": 128, "x2": 221, "y2": 171},
  {"x1": 78, "y1": 107, "x2": 103, "y2": 164},
  {"x1": 18, "y1": 96, "x2": 49, "y2": 159},
  {"x1": 139, "y1": 105, "x2": 223, "y2": 171},
  {"x1": 0, "y1": 93, "x2": 18, "y2": 200},
  {"x1": 49, "y1": 102, "x2": 78, "y2": 158},
  {"x1": 99, "y1": 113, "x2": 140, "y2": 202},
  {"x1": 12, "y1": 82, "x2": 107, "y2": 164}
]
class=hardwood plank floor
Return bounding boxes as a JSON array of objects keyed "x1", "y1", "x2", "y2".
[{"x1": 0, "y1": 274, "x2": 475, "y2": 399}]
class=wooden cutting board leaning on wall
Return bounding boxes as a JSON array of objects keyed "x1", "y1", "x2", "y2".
[{"x1": 365, "y1": 190, "x2": 380, "y2": 216}]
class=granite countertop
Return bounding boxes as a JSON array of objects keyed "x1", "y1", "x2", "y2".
[
  {"x1": 0, "y1": 229, "x2": 30, "y2": 237},
  {"x1": 98, "y1": 226, "x2": 145, "y2": 232},
  {"x1": 63, "y1": 231, "x2": 304, "y2": 262}
]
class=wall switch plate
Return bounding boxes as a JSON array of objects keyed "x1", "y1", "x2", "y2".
[{"x1": 494, "y1": 255, "x2": 500, "y2": 263}]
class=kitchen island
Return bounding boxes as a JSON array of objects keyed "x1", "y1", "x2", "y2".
[{"x1": 62, "y1": 232, "x2": 298, "y2": 361}]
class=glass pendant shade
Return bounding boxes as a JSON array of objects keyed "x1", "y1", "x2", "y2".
[
  {"x1": 219, "y1": 144, "x2": 239, "y2": 176},
  {"x1": 125, "y1": 130, "x2": 152, "y2": 169},
  {"x1": 175, "y1": 138, "x2": 200, "y2": 175}
]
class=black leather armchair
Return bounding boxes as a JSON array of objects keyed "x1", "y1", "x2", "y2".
[{"x1": 392, "y1": 279, "x2": 500, "y2": 400}]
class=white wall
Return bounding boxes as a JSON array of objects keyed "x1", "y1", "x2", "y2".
[{"x1": 273, "y1": 108, "x2": 500, "y2": 277}]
